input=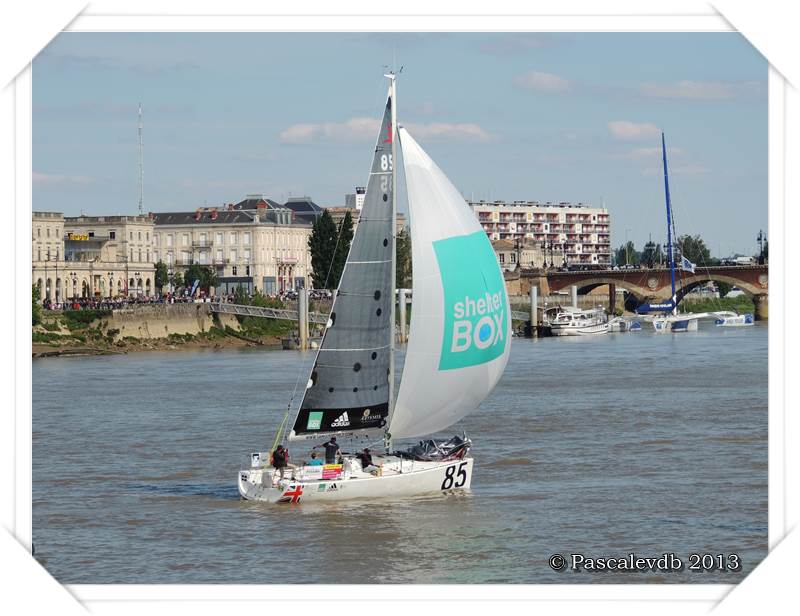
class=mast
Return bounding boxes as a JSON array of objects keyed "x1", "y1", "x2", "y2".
[
  {"x1": 138, "y1": 103, "x2": 144, "y2": 215},
  {"x1": 386, "y1": 71, "x2": 397, "y2": 452},
  {"x1": 661, "y1": 132, "x2": 677, "y2": 315}
]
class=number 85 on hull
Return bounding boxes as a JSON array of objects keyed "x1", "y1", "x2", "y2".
[{"x1": 238, "y1": 457, "x2": 473, "y2": 503}]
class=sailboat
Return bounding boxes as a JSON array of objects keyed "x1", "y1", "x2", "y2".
[
  {"x1": 238, "y1": 74, "x2": 511, "y2": 503},
  {"x1": 635, "y1": 133, "x2": 707, "y2": 332}
]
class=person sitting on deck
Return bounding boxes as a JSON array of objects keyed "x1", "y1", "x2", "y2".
[
  {"x1": 271, "y1": 445, "x2": 297, "y2": 485},
  {"x1": 307, "y1": 452, "x2": 323, "y2": 466},
  {"x1": 314, "y1": 436, "x2": 342, "y2": 464},
  {"x1": 356, "y1": 448, "x2": 379, "y2": 475}
]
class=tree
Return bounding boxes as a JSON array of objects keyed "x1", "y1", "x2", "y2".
[
  {"x1": 641, "y1": 241, "x2": 664, "y2": 268},
  {"x1": 396, "y1": 228, "x2": 412, "y2": 288},
  {"x1": 32, "y1": 284, "x2": 42, "y2": 326},
  {"x1": 184, "y1": 263, "x2": 219, "y2": 294},
  {"x1": 676, "y1": 234, "x2": 711, "y2": 264},
  {"x1": 154, "y1": 261, "x2": 169, "y2": 293},
  {"x1": 332, "y1": 211, "x2": 355, "y2": 288},
  {"x1": 614, "y1": 241, "x2": 639, "y2": 266},
  {"x1": 169, "y1": 271, "x2": 184, "y2": 290},
  {"x1": 308, "y1": 210, "x2": 339, "y2": 289}
]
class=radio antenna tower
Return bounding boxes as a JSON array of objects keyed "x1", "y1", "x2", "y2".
[{"x1": 137, "y1": 103, "x2": 144, "y2": 215}]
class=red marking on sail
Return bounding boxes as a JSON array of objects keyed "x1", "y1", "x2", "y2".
[
  {"x1": 383, "y1": 123, "x2": 393, "y2": 144},
  {"x1": 278, "y1": 484, "x2": 303, "y2": 503}
]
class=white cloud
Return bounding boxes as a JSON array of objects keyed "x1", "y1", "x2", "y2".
[
  {"x1": 280, "y1": 117, "x2": 381, "y2": 144},
  {"x1": 640, "y1": 80, "x2": 739, "y2": 100},
  {"x1": 608, "y1": 121, "x2": 661, "y2": 141},
  {"x1": 630, "y1": 146, "x2": 684, "y2": 159},
  {"x1": 280, "y1": 118, "x2": 493, "y2": 143},
  {"x1": 33, "y1": 172, "x2": 92, "y2": 185},
  {"x1": 513, "y1": 71, "x2": 571, "y2": 93},
  {"x1": 405, "y1": 122, "x2": 494, "y2": 142}
]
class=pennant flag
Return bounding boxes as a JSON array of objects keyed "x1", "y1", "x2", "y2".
[{"x1": 681, "y1": 255, "x2": 696, "y2": 273}]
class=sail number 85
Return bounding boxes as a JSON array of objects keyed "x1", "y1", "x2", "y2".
[
  {"x1": 441, "y1": 462, "x2": 468, "y2": 490},
  {"x1": 380, "y1": 154, "x2": 393, "y2": 171}
]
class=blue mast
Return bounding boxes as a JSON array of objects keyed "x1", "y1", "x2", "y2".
[{"x1": 662, "y1": 132, "x2": 677, "y2": 314}]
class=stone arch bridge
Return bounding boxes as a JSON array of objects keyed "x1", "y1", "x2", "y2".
[{"x1": 519, "y1": 265, "x2": 769, "y2": 319}]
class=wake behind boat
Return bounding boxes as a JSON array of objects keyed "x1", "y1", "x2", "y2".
[{"x1": 238, "y1": 73, "x2": 511, "y2": 503}]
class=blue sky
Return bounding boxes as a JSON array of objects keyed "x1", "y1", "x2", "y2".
[{"x1": 33, "y1": 32, "x2": 766, "y2": 256}]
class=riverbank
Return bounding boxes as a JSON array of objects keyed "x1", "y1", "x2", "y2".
[{"x1": 32, "y1": 305, "x2": 295, "y2": 358}]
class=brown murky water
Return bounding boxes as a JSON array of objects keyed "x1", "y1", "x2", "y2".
[{"x1": 32, "y1": 322, "x2": 767, "y2": 583}]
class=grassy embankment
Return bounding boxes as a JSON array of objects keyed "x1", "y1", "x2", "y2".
[{"x1": 679, "y1": 296, "x2": 755, "y2": 314}]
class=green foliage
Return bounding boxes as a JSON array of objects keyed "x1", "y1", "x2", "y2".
[
  {"x1": 681, "y1": 296, "x2": 754, "y2": 313},
  {"x1": 32, "y1": 285, "x2": 42, "y2": 326},
  {"x1": 154, "y1": 261, "x2": 169, "y2": 292},
  {"x1": 641, "y1": 241, "x2": 664, "y2": 268},
  {"x1": 184, "y1": 263, "x2": 220, "y2": 293},
  {"x1": 676, "y1": 234, "x2": 711, "y2": 265},
  {"x1": 715, "y1": 281, "x2": 733, "y2": 297},
  {"x1": 309, "y1": 209, "x2": 353, "y2": 289},
  {"x1": 332, "y1": 210, "x2": 354, "y2": 287},
  {"x1": 63, "y1": 309, "x2": 111, "y2": 325},
  {"x1": 614, "y1": 241, "x2": 640, "y2": 266},
  {"x1": 32, "y1": 332, "x2": 63, "y2": 343},
  {"x1": 41, "y1": 321, "x2": 60, "y2": 332},
  {"x1": 169, "y1": 271, "x2": 184, "y2": 290},
  {"x1": 396, "y1": 228, "x2": 412, "y2": 288}
]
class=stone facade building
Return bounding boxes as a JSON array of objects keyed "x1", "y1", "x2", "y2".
[
  {"x1": 32, "y1": 211, "x2": 156, "y2": 301},
  {"x1": 151, "y1": 202, "x2": 314, "y2": 295}
]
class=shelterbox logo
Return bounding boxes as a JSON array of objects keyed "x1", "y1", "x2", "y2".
[{"x1": 433, "y1": 230, "x2": 509, "y2": 370}]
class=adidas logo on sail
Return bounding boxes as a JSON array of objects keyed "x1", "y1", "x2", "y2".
[{"x1": 331, "y1": 411, "x2": 350, "y2": 428}]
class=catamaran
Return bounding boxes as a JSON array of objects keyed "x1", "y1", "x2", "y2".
[
  {"x1": 238, "y1": 74, "x2": 511, "y2": 503},
  {"x1": 635, "y1": 133, "x2": 707, "y2": 332}
]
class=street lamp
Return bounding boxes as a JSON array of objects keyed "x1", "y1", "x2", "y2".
[
  {"x1": 624, "y1": 228, "x2": 631, "y2": 266},
  {"x1": 70, "y1": 272, "x2": 77, "y2": 300},
  {"x1": 108, "y1": 272, "x2": 114, "y2": 298},
  {"x1": 134, "y1": 271, "x2": 141, "y2": 297}
]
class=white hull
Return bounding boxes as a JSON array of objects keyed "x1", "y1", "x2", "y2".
[
  {"x1": 714, "y1": 312, "x2": 755, "y2": 327},
  {"x1": 550, "y1": 322, "x2": 609, "y2": 336},
  {"x1": 649, "y1": 315, "x2": 700, "y2": 333},
  {"x1": 239, "y1": 454, "x2": 473, "y2": 503}
]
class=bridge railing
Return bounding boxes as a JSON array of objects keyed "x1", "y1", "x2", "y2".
[{"x1": 210, "y1": 301, "x2": 329, "y2": 324}]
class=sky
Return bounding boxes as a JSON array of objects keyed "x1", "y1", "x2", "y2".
[{"x1": 32, "y1": 32, "x2": 767, "y2": 257}]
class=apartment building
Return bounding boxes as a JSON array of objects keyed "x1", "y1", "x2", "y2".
[{"x1": 469, "y1": 199, "x2": 612, "y2": 267}]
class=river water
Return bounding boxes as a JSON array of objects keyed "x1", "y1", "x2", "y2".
[{"x1": 32, "y1": 322, "x2": 767, "y2": 584}]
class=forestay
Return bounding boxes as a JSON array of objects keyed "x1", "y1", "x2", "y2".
[
  {"x1": 391, "y1": 128, "x2": 511, "y2": 439},
  {"x1": 288, "y1": 93, "x2": 395, "y2": 442}
]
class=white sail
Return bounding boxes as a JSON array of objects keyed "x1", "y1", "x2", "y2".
[{"x1": 391, "y1": 128, "x2": 511, "y2": 439}]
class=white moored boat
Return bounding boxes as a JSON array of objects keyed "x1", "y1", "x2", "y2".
[
  {"x1": 546, "y1": 306, "x2": 608, "y2": 336},
  {"x1": 713, "y1": 311, "x2": 755, "y2": 327},
  {"x1": 238, "y1": 73, "x2": 511, "y2": 503}
]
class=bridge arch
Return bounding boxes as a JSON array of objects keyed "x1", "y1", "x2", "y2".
[{"x1": 674, "y1": 273, "x2": 762, "y2": 303}]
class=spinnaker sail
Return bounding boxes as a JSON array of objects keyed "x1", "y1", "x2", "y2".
[{"x1": 390, "y1": 128, "x2": 511, "y2": 439}]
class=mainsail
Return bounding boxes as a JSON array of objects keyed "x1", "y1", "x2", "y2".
[
  {"x1": 390, "y1": 128, "x2": 511, "y2": 439},
  {"x1": 288, "y1": 93, "x2": 395, "y2": 442}
]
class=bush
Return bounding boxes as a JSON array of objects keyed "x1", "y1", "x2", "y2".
[
  {"x1": 32, "y1": 332, "x2": 63, "y2": 343},
  {"x1": 62, "y1": 309, "x2": 112, "y2": 324},
  {"x1": 41, "y1": 321, "x2": 60, "y2": 332}
]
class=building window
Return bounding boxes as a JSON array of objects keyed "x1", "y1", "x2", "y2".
[
  {"x1": 182, "y1": 234, "x2": 189, "y2": 247},
  {"x1": 244, "y1": 249, "x2": 251, "y2": 263},
  {"x1": 110, "y1": 230, "x2": 116, "y2": 239},
  {"x1": 499, "y1": 253, "x2": 505, "y2": 263},
  {"x1": 167, "y1": 252, "x2": 173, "y2": 265},
  {"x1": 138, "y1": 249, "x2": 142, "y2": 262},
  {"x1": 216, "y1": 232, "x2": 223, "y2": 245},
  {"x1": 200, "y1": 232, "x2": 207, "y2": 246},
  {"x1": 130, "y1": 231, "x2": 133, "y2": 240},
  {"x1": 232, "y1": 266, "x2": 237, "y2": 275},
  {"x1": 511, "y1": 253, "x2": 516, "y2": 263},
  {"x1": 230, "y1": 232, "x2": 237, "y2": 245},
  {"x1": 37, "y1": 228, "x2": 41, "y2": 238},
  {"x1": 138, "y1": 231, "x2": 142, "y2": 240},
  {"x1": 230, "y1": 249, "x2": 237, "y2": 263},
  {"x1": 166, "y1": 234, "x2": 173, "y2": 247},
  {"x1": 130, "y1": 249, "x2": 134, "y2": 261},
  {"x1": 216, "y1": 249, "x2": 223, "y2": 262},
  {"x1": 146, "y1": 232, "x2": 149, "y2": 241},
  {"x1": 146, "y1": 251, "x2": 150, "y2": 262},
  {"x1": 245, "y1": 265, "x2": 250, "y2": 276},
  {"x1": 154, "y1": 250, "x2": 159, "y2": 262},
  {"x1": 37, "y1": 249, "x2": 41, "y2": 261},
  {"x1": 47, "y1": 228, "x2": 50, "y2": 238},
  {"x1": 243, "y1": 232, "x2": 251, "y2": 245}
]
